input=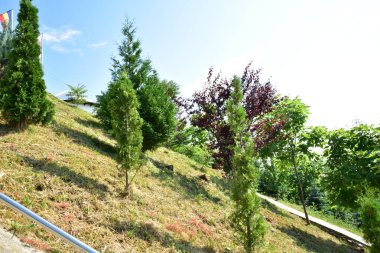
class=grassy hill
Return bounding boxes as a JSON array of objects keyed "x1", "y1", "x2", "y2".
[{"x1": 0, "y1": 96, "x2": 363, "y2": 252}]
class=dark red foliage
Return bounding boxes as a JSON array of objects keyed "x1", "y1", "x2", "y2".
[
  {"x1": 186, "y1": 63, "x2": 280, "y2": 171},
  {"x1": 250, "y1": 118, "x2": 286, "y2": 151}
]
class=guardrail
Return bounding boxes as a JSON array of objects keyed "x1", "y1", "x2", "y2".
[{"x1": 0, "y1": 192, "x2": 99, "y2": 253}]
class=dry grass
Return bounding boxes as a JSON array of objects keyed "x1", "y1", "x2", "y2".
[{"x1": 0, "y1": 96, "x2": 364, "y2": 252}]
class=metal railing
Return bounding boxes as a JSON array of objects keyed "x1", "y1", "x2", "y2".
[{"x1": 0, "y1": 192, "x2": 99, "y2": 253}]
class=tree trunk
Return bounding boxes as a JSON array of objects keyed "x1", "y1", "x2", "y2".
[
  {"x1": 291, "y1": 145, "x2": 310, "y2": 225},
  {"x1": 125, "y1": 167, "x2": 129, "y2": 196},
  {"x1": 246, "y1": 215, "x2": 253, "y2": 253},
  {"x1": 17, "y1": 118, "x2": 28, "y2": 131}
]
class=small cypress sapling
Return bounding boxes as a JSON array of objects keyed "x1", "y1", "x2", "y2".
[
  {"x1": 108, "y1": 74, "x2": 143, "y2": 195},
  {"x1": 0, "y1": 0, "x2": 54, "y2": 128},
  {"x1": 226, "y1": 76, "x2": 266, "y2": 252}
]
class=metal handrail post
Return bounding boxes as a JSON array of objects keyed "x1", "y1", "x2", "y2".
[{"x1": 0, "y1": 193, "x2": 99, "y2": 253}]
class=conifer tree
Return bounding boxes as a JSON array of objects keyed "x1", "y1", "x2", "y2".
[
  {"x1": 108, "y1": 74, "x2": 143, "y2": 194},
  {"x1": 110, "y1": 19, "x2": 153, "y2": 87},
  {"x1": 226, "y1": 77, "x2": 266, "y2": 252},
  {"x1": 0, "y1": 0, "x2": 54, "y2": 128},
  {"x1": 96, "y1": 18, "x2": 177, "y2": 151}
]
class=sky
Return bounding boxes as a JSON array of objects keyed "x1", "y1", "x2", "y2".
[{"x1": 1, "y1": 0, "x2": 379, "y2": 129}]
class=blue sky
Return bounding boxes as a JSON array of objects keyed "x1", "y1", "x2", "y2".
[{"x1": 1, "y1": 0, "x2": 379, "y2": 129}]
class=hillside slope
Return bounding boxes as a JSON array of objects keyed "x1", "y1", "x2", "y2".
[{"x1": 0, "y1": 96, "x2": 363, "y2": 252}]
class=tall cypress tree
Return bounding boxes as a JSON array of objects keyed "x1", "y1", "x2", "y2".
[
  {"x1": 226, "y1": 77, "x2": 266, "y2": 252},
  {"x1": 108, "y1": 74, "x2": 143, "y2": 195},
  {"x1": 0, "y1": 0, "x2": 54, "y2": 129}
]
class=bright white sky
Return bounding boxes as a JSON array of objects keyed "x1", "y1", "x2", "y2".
[
  {"x1": 2, "y1": 0, "x2": 378, "y2": 129},
  {"x1": 183, "y1": 1, "x2": 380, "y2": 129}
]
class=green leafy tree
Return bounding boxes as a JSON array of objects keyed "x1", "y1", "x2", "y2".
[
  {"x1": 324, "y1": 124, "x2": 380, "y2": 251},
  {"x1": 0, "y1": 0, "x2": 54, "y2": 128},
  {"x1": 167, "y1": 125, "x2": 213, "y2": 166},
  {"x1": 226, "y1": 76, "x2": 266, "y2": 252},
  {"x1": 258, "y1": 157, "x2": 295, "y2": 200},
  {"x1": 259, "y1": 98, "x2": 317, "y2": 224},
  {"x1": 259, "y1": 128, "x2": 326, "y2": 204},
  {"x1": 96, "y1": 18, "x2": 177, "y2": 150},
  {"x1": 324, "y1": 124, "x2": 380, "y2": 208},
  {"x1": 67, "y1": 84, "x2": 87, "y2": 106},
  {"x1": 108, "y1": 74, "x2": 143, "y2": 195}
]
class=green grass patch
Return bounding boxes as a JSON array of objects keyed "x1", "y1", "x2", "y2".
[{"x1": 278, "y1": 200, "x2": 364, "y2": 237}]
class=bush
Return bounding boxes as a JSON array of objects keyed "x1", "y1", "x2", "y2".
[
  {"x1": 168, "y1": 126, "x2": 213, "y2": 166},
  {"x1": 258, "y1": 158, "x2": 294, "y2": 200},
  {"x1": 360, "y1": 195, "x2": 380, "y2": 253},
  {"x1": 95, "y1": 90, "x2": 112, "y2": 131},
  {"x1": 137, "y1": 77, "x2": 178, "y2": 151},
  {"x1": 306, "y1": 184, "x2": 326, "y2": 211}
]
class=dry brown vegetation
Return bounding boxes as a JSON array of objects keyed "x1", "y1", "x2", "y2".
[{"x1": 0, "y1": 96, "x2": 363, "y2": 252}]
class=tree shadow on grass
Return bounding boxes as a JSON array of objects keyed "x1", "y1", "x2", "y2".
[
  {"x1": 74, "y1": 117, "x2": 103, "y2": 130},
  {"x1": 209, "y1": 175, "x2": 230, "y2": 193},
  {"x1": 110, "y1": 220, "x2": 216, "y2": 253},
  {"x1": 0, "y1": 121, "x2": 17, "y2": 137},
  {"x1": 150, "y1": 159, "x2": 222, "y2": 204},
  {"x1": 261, "y1": 199, "x2": 293, "y2": 219},
  {"x1": 278, "y1": 226, "x2": 362, "y2": 253},
  {"x1": 53, "y1": 124, "x2": 116, "y2": 158},
  {"x1": 23, "y1": 156, "x2": 109, "y2": 198},
  {"x1": 190, "y1": 164, "x2": 208, "y2": 173},
  {"x1": 149, "y1": 158, "x2": 171, "y2": 171}
]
